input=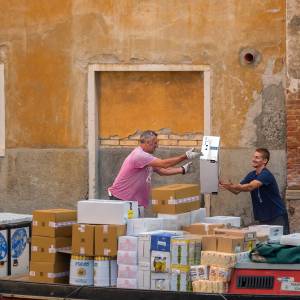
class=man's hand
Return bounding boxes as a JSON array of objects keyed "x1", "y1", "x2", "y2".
[
  {"x1": 181, "y1": 162, "x2": 193, "y2": 174},
  {"x1": 185, "y1": 148, "x2": 202, "y2": 160}
]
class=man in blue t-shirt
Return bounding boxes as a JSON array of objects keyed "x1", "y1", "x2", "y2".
[{"x1": 220, "y1": 148, "x2": 289, "y2": 234}]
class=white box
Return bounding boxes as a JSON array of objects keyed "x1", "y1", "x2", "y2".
[
  {"x1": 118, "y1": 236, "x2": 138, "y2": 251},
  {"x1": 118, "y1": 264, "x2": 138, "y2": 279},
  {"x1": 280, "y1": 233, "x2": 300, "y2": 246},
  {"x1": 138, "y1": 234, "x2": 151, "y2": 264},
  {"x1": 94, "y1": 259, "x2": 117, "y2": 287},
  {"x1": 127, "y1": 218, "x2": 163, "y2": 236},
  {"x1": 138, "y1": 263, "x2": 151, "y2": 289},
  {"x1": 0, "y1": 229, "x2": 8, "y2": 277},
  {"x1": 10, "y1": 226, "x2": 30, "y2": 276},
  {"x1": 204, "y1": 216, "x2": 241, "y2": 228},
  {"x1": 190, "y1": 208, "x2": 206, "y2": 224},
  {"x1": 77, "y1": 200, "x2": 138, "y2": 225},
  {"x1": 151, "y1": 250, "x2": 170, "y2": 273},
  {"x1": 158, "y1": 212, "x2": 191, "y2": 228},
  {"x1": 161, "y1": 218, "x2": 179, "y2": 231},
  {"x1": 171, "y1": 268, "x2": 190, "y2": 292},
  {"x1": 117, "y1": 250, "x2": 138, "y2": 265},
  {"x1": 249, "y1": 225, "x2": 283, "y2": 242},
  {"x1": 151, "y1": 272, "x2": 170, "y2": 291},
  {"x1": 117, "y1": 278, "x2": 137, "y2": 289}
]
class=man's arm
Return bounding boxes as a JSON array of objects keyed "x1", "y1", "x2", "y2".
[
  {"x1": 149, "y1": 155, "x2": 187, "y2": 169},
  {"x1": 154, "y1": 167, "x2": 183, "y2": 176},
  {"x1": 220, "y1": 180, "x2": 262, "y2": 194}
]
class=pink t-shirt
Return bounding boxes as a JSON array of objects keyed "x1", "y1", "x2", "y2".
[{"x1": 108, "y1": 147, "x2": 156, "y2": 207}]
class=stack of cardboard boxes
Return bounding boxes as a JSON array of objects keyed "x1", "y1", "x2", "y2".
[
  {"x1": 70, "y1": 200, "x2": 132, "y2": 286},
  {"x1": 190, "y1": 227, "x2": 257, "y2": 293},
  {"x1": 29, "y1": 209, "x2": 76, "y2": 283}
]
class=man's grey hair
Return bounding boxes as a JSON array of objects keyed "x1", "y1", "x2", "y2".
[{"x1": 140, "y1": 130, "x2": 157, "y2": 144}]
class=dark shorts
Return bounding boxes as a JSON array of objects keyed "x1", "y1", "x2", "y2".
[{"x1": 259, "y1": 213, "x2": 290, "y2": 235}]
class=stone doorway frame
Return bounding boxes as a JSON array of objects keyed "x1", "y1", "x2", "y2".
[{"x1": 87, "y1": 64, "x2": 212, "y2": 198}]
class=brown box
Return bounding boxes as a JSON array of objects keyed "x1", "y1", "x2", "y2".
[
  {"x1": 152, "y1": 184, "x2": 200, "y2": 214},
  {"x1": 31, "y1": 236, "x2": 71, "y2": 263},
  {"x1": 217, "y1": 236, "x2": 244, "y2": 253},
  {"x1": 214, "y1": 228, "x2": 256, "y2": 241},
  {"x1": 32, "y1": 209, "x2": 77, "y2": 237},
  {"x1": 72, "y1": 224, "x2": 95, "y2": 256},
  {"x1": 29, "y1": 260, "x2": 70, "y2": 283},
  {"x1": 95, "y1": 224, "x2": 126, "y2": 256},
  {"x1": 202, "y1": 235, "x2": 217, "y2": 251},
  {"x1": 183, "y1": 223, "x2": 225, "y2": 235}
]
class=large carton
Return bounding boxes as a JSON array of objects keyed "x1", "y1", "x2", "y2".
[
  {"x1": 32, "y1": 209, "x2": 76, "y2": 237},
  {"x1": 72, "y1": 224, "x2": 95, "y2": 256},
  {"x1": 217, "y1": 236, "x2": 244, "y2": 253},
  {"x1": 31, "y1": 236, "x2": 71, "y2": 263},
  {"x1": 214, "y1": 228, "x2": 256, "y2": 242},
  {"x1": 171, "y1": 235, "x2": 202, "y2": 266},
  {"x1": 127, "y1": 218, "x2": 163, "y2": 236},
  {"x1": 152, "y1": 184, "x2": 200, "y2": 214},
  {"x1": 29, "y1": 260, "x2": 70, "y2": 283},
  {"x1": 150, "y1": 232, "x2": 182, "y2": 252},
  {"x1": 183, "y1": 223, "x2": 225, "y2": 235},
  {"x1": 158, "y1": 212, "x2": 191, "y2": 228},
  {"x1": 170, "y1": 266, "x2": 191, "y2": 292},
  {"x1": 77, "y1": 200, "x2": 138, "y2": 225},
  {"x1": 201, "y1": 235, "x2": 218, "y2": 251},
  {"x1": 138, "y1": 263, "x2": 151, "y2": 289},
  {"x1": 151, "y1": 272, "x2": 170, "y2": 290},
  {"x1": 204, "y1": 216, "x2": 241, "y2": 228},
  {"x1": 95, "y1": 224, "x2": 126, "y2": 256}
]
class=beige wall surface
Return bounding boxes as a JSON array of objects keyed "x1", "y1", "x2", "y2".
[{"x1": 0, "y1": 0, "x2": 285, "y2": 148}]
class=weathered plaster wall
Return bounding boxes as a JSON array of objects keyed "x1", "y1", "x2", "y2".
[
  {"x1": 0, "y1": 1, "x2": 287, "y2": 223},
  {"x1": 286, "y1": 0, "x2": 300, "y2": 231}
]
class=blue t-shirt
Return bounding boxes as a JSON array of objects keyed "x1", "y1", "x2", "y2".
[{"x1": 240, "y1": 168, "x2": 286, "y2": 222}]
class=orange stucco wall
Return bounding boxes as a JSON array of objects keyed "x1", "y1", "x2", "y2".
[
  {"x1": 0, "y1": 0, "x2": 285, "y2": 148},
  {"x1": 99, "y1": 71, "x2": 204, "y2": 138}
]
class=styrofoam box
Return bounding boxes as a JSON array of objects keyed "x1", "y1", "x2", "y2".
[
  {"x1": 118, "y1": 236, "x2": 138, "y2": 251},
  {"x1": 158, "y1": 212, "x2": 191, "y2": 228},
  {"x1": 138, "y1": 264, "x2": 151, "y2": 290},
  {"x1": 127, "y1": 218, "x2": 163, "y2": 236},
  {"x1": 10, "y1": 226, "x2": 30, "y2": 276},
  {"x1": 0, "y1": 213, "x2": 32, "y2": 225},
  {"x1": 204, "y1": 216, "x2": 241, "y2": 228},
  {"x1": 248, "y1": 225, "x2": 283, "y2": 241},
  {"x1": 151, "y1": 272, "x2": 170, "y2": 291},
  {"x1": 77, "y1": 200, "x2": 138, "y2": 225},
  {"x1": 117, "y1": 250, "x2": 138, "y2": 266},
  {"x1": 0, "y1": 229, "x2": 8, "y2": 277},
  {"x1": 190, "y1": 208, "x2": 206, "y2": 224},
  {"x1": 118, "y1": 264, "x2": 138, "y2": 279},
  {"x1": 280, "y1": 233, "x2": 300, "y2": 246},
  {"x1": 117, "y1": 278, "x2": 137, "y2": 289}
]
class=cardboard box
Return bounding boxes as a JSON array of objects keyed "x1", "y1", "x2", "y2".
[
  {"x1": 248, "y1": 225, "x2": 283, "y2": 242},
  {"x1": 32, "y1": 209, "x2": 76, "y2": 237},
  {"x1": 192, "y1": 280, "x2": 228, "y2": 293},
  {"x1": 138, "y1": 263, "x2": 151, "y2": 289},
  {"x1": 29, "y1": 260, "x2": 70, "y2": 283},
  {"x1": 217, "y1": 236, "x2": 244, "y2": 253},
  {"x1": 202, "y1": 235, "x2": 218, "y2": 251},
  {"x1": 201, "y1": 251, "x2": 237, "y2": 268},
  {"x1": 152, "y1": 184, "x2": 200, "y2": 214},
  {"x1": 72, "y1": 224, "x2": 95, "y2": 256},
  {"x1": 31, "y1": 236, "x2": 71, "y2": 262},
  {"x1": 183, "y1": 223, "x2": 225, "y2": 235},
  {"x1": 94, "y1": 224, "x2": 126, "y2": 256},
  {"x1": 214, "y1": 228, "x2": 256, "y2": 242},
  {"x1": 151, "y1": 250, "x2": 170, "y2": 273},
  {"x1": 117, "y1": 278, "x2": 137, "y2": 289},
  {"x1": 94, "y1": 257, "x2": 117, "y2": 287},
  {"x1": 138, "y1": 233, "x2": 151, "y2": 264},
  {"x1": 151, "y1": 272, "x2": 170, "y2": 290},
  {"x1": 118, "y1": 264, "x2": 138, "y2": 279},
  {"x1": 190, "y1": 265, "x2": 209, "y2": 281},
  {"x1": 170, "y1": 266, "x2": 191, "y2": 292},
  {"x1": 117, "y1": 250, "x2": 138, "y2": 265},
  {"x1": 150, "y1": 232, "x2": 181, "y2": 252},
  {"x1": 118, "y1": 236, "x2": 138, "y2": 251},
  {"x1": 77, "y1": 200, "x2": 138, "y2": 225},
  {"x1": 171, "y1": 235, "x2": 202, "y2": 266},
  {"x1": 209, "y1": 265, "x2": 232, "y2": 282}
]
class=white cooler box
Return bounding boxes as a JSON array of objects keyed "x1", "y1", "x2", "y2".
[{"x1": 77, "y1": 200, "x2": 138, "y2": 225}]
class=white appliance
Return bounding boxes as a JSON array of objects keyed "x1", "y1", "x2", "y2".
[{"x1": 200, "y1": 136, "x2": 220, "y2": 194}]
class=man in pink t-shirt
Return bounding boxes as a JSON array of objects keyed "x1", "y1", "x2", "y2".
[{"x1": 108, "y1": 130, "x2": 201, "y2": 210}]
